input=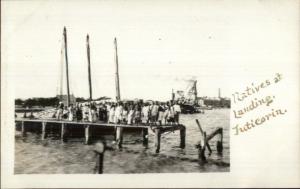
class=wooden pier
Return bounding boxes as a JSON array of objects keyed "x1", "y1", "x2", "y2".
[{"x1": 15, "y1": 118, "x2": 186, "y2": 153}]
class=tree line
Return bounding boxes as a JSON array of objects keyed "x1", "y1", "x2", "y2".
[
  {"x1": 15, "y1": 96, "x2": 110, "y2": 108},
  {"x1": 15, "y1": 97, "x2": 88, "y2": 108}
]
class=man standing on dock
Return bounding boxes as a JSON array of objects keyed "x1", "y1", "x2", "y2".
[
  {"x1": 57, "y1": 102, "x2": 64, "y2": 120},
  {"x1": 68, "y1": 104, "x2": 74, "y2": 121},
  {"x1": 157, "y1": 102, "x2": 165, "y2": 125},
  {"x1": 75, "y1": 104, "x2": 83, "y2": 121},
  {"x1": 150, "y1": 101, "x2": 159, "y2": 125},
  {"x1": 142, "y1": 102, "x2": 150, "y2": 124},
  {"x1": 114, "y1": 102, "x2": 123, "y2": 124},
  {"x1": 173, "y1": 101, "x2": 181, "y2": 125}
]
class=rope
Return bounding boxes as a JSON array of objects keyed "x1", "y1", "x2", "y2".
[
  {"x1": 55, "y1": 36, "x2": 65, "y2": 97},
  {"x1": 60, "y1": 38, "x2": 64, "y2": 97},
  {"x1": 57, "y1": 34, "x2": 76, "y2": 99}
]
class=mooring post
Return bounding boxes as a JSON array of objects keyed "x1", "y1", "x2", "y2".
[
  {"x1": 195, "y1": 119, "x2": 204, "y2": 135},
  {"x1": 85, "y1": 125, "x2": 90, "y2": 145},
  {"x1": 21, "y1": 121, "x2": 25, "y2": 137},
  {"x1": 154, "y1": 128, "x2": 161, "y2": 153},
  {"x1": 216, "y1": 128, "x2": 223, "y2": 154},
  {"x1": 142, "y1": 128, "x2": 148, "y2": 148},
  {"x1": 94, "y1": 142, "x2": 105, "y2": 174},
  {"x1": 116, "y1": 126, "x2": 123, "y2": 149},
  {"x1": 41, "y1": 122, "x2": 47, "y2": 140},
  {"x1": 198, "y1": 131, "x2": 207, "y2": 162},
  {"x1": 220, "y1": 128, "x2": 223, "y2": 143},
  {"x1": 180, "y1": 126, "x2": 186, "y2": 149},
  {"x1": 196, "y1": 119, "x2": 211, "y2": 154},
  {"x1": 61, "y1": 123, "x2": 66, "y2": 142}
]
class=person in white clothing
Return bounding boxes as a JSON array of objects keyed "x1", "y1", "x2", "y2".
[
  {"x1": 108, "y1": 105, "x2": 115, "y2": 123},
  {"x1": 122, "y1": 103, "x2": 128, "y2": 124},
  {"x1": 106, "y1": 103, "x2": 111, "y2": 122},
  {"x1": 90, "y1": 102, "x2": 97, "y2": 122},
  {"x1": 62, "y1": 106, "x2": 69, "y2": 119},
  {"x1": 173, "y1": 101, "x2": 181, "y2": 124},
  {"x1": 68, "y1": 104, "x2": 74, "y2": 121},
  {"x1": 82, "y1": 104, "x2": 89, "y2": 122},
  {"x1": 165, "y1": 102, "x2": 175, "y2": 125},
  {"x1": 127, "y1": 104, "x2": 134, "y2": 125},
  {"x1": 150, "y1": 101, "x2": 159, "y2": 124},
  {"x1": 88, "y1": 106, "x2": 93, "y2": 122},
  {"x1": 57, "y1": 102, "x2": 64, "y2": 120},
  {"x1": 142, "y1": 103, "x2": 150, "y2": 124},
  {"x1": 157, "y1": 102, "x2": 165, "y2": 125},
  {"x1": 114, "y1": 102, "x2": 123, "y2": 124}
]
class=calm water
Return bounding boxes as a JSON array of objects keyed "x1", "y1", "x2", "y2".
[{"x1": 15, "y1": 109, "x2": 230, "y2": 174}]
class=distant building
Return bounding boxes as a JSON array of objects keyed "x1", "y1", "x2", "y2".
[
  {"x1": 198, "y1": 98, "x2": 205, "y2": 106},
  {"x1": 220, "y1": 97, "x2": 231, "y2": 108},
  {"x1": 56, "y1": 94, "x2": 76, "y2": 106},
  {"x1": 197, "y1": 97, "x2": 231, "y2": 108}
]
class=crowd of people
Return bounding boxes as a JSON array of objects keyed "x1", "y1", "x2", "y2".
[{"x1": 55, "y1": 100, "x2": 182, "y2": 125}]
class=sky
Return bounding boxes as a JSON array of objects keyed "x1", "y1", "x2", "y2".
[{"x1": 2, "y1": 0, "x2": 298, "y2": 101}]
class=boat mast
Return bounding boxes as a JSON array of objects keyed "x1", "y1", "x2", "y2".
[
  {"x1": 63, "y1": 27, "x2": 71, "y2": 106},
  {"x1": 172, "y1": 89, "x2": 175, "y2": 101},
  {"x1": 194, "y1": 80, "x2": 197, "y2": 103},
  {"x1": 86, "y1": 34, "x2": 93, "y2": 101},
  {"x1": 114, "y1": 37, "x2": 121, "y2": 101}
]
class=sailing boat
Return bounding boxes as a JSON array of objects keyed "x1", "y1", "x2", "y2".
[
  {"x1": 36, "y1": 27, "x2": 75, "y2": 119},
  {"x1": 56, "y1": 27, "x2": 76, "y2": 106},
  {"x1": 54, "y1": 29, "x2": 121, "y2": 107}
]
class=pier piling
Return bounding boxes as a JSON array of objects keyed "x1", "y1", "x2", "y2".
[
  {"x1": 198, "y1": 131, "x2": 207, "y2": 162},
  {"x1": 155, "y1": 128, "x2": 161, "y2": 153},
  {"x1": 21, "y1": 121, "x2": 25, "y2": 137},
  {"x1": 142, "y1": 128, "x2": 148, "y2": 148},
  {"x1": 15, "y1": 119, "x2": 185, "y2": 153},
  {"x1": 61, "y1": 123, "x2": 66, "y2": 142},
  {"x1": 116, "y1": 127, "x2": 123, "y2": 149},
  {"x1": 41, "y1": 122, "x2": 46, "y2": 140},
  {"x1": 216, "y1": 128, "x2": 223, "y2": 154},
  {"x1": 180, "y1": 127, "x2": 186, "y2": 149},
  {"x1": 85, "y1": 125, "x2": 90, "y2": 145},
  {"x1": 196, "y1": 119, "x2": 223, "y2": 156},
  {"x1": 94, "y1": 142, "x2": 105, "y2": 174},
  {"x1": 195, "y1": 119, "x2": 204, "y2": 134}
]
